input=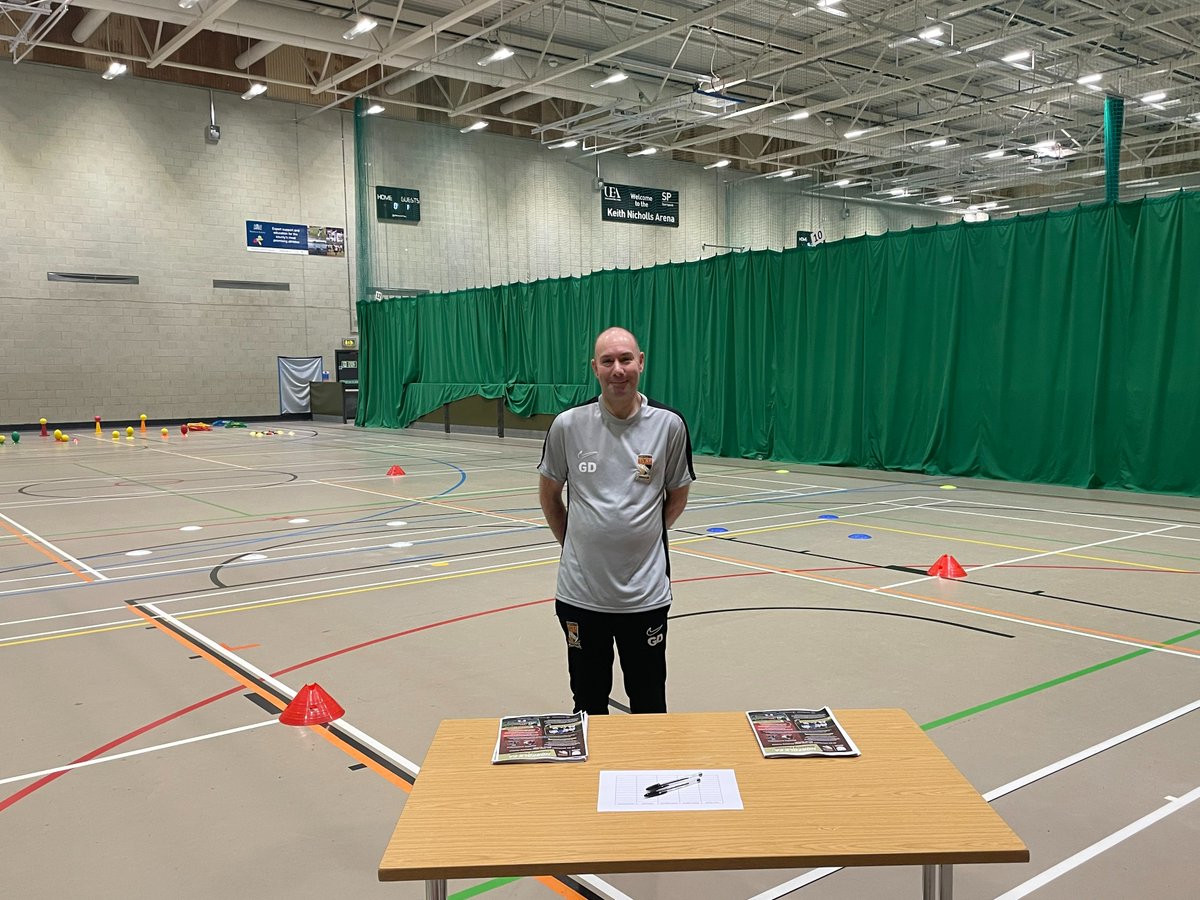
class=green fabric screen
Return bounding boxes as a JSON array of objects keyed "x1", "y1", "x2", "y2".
[{"x1": 357, "y1": 191, "x2": 1200, "y2": 496}]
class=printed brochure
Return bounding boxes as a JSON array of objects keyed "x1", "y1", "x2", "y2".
[
  {"x1": 492, "y1": 712, "x2": 588, "y2": 763},
  {"x1": 746, "y1": 707, "x2": 861, "y2": 758}
]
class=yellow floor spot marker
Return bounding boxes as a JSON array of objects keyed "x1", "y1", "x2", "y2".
[
  {"x1": 775, "y1": 469, "x2": 790, "y2": 474},
  {"x1": 431, "y1": 561, "x2": 450, "y2": 567},
  {"x1": 940, "y1": 484, "x2": 957, "y2": 490}
]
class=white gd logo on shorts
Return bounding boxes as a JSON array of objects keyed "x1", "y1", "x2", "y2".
[
  {"x1": 646, "y1": 624, "x2": 664, "y2": 647},
  {"x1": 577, "y1": 460, "x2": 597, "y2": 472}
]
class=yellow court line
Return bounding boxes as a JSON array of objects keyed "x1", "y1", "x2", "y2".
[{"x1": 0, "y1": 557, "x2": 559, "y2": 648}]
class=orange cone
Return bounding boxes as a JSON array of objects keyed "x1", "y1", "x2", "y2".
[
  {"x1": 279, "y1": 683, "x2": 345, "y2": 726},
  {"x1": 927, "y1": 554, "x2": 967, "y2": 579},
  {"x1": 386, "y1": 465, "x2": 406, "y2": 476}
]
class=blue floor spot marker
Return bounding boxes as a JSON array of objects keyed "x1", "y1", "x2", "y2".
[
  {"x1": 706, "y1": 527, "x2": 729, "y2": 533},
  {"x1": 848, "y1": 533, "x2": 872, "y2": 540},
  {"x1": 818, "y1": 514, "x2": 839, "y2": 520}
]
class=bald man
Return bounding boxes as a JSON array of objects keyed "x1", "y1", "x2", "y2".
[{"x1": 538, "y1": 327, "x2": 695, "y2": 714}]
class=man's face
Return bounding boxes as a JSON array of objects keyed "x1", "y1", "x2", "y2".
[{"x1": 591, "y1": 331, "x2": 644, "y2": 405}]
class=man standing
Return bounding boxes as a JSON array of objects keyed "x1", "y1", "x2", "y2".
[{"x1": 538, "y1": 327, "x2": 695, "y2": 714}]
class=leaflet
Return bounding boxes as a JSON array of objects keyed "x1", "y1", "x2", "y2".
[
  {"x1": 746, "y1": 707, "x2": 861, "y2": 758},
  {"x1": 492, "y1": 712, "x2": 588, "y2": 763}
]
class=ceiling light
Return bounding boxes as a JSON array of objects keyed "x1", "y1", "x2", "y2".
[
  {"x1": 627, "y1": 147, "x2": 657, "y2": 157},
  {"x1": 788, "y1": 110, "x2": 810, "y2": 120},
  {"x1": 935, "y1": 195, "x2": 955, "y2": 204},
  {"x1": 177, "y1": 0, "x2": 200, "y2": 8},
  {"x1": 1002, "y1": 50, "x2": 1029, "y2": 63},
  {"x1": 815, "y1": 0, "x2": 848, "y2": 17},
  {"x1": 783, "y1": 173, "x2": 812, "y2": 181},
  {"x1": 460, "y1": 120, "x2": 487, "y2": 133},
  {"x1": 918, "y1": 26, "x2": 944, "y2": 41},
  {"x1": 101, "y1": 61, "x2": 127, "y2": 80},
  {"x1": 590, "y1": 70, "x2": 628, "y2": 88},
  {"x1": 365, "y1": 103, "x2": 385, "y2": 115},
  {"x1": 927, "y1": 138, "x2": 948, "y2": 148},
  {"x1": 548, "y1": 138, "x2": 578, "y2": 149},
  {"x1": 985, "y1": 149, "x2": 1006, "y2": 159},
  {"x1": 704, "y1": 159, "x2": 731, "y2": 169},
  {"x1": 765, "y1": 168, "x2": 794, "y2": 179},
  {"x1": 342, "y1": 15, "x2": 378, "y2": 41},
  {"x1": 833, "y1": 178, "x2": 851, "y2": 187},
  {"x1": 844, "y1": 129, "x2": 866, "y2": 139},
  {"x1": 1077, "y1": 73, "x2": 1102, "y2": 85},
  {"x1": 477, "y1": 45, "x2": 514, "y2": 67},
  {"x1": 241, "y1": 83, "x2": 267, "y2": 100},
  {"x1": 1141, "y1": 91, "x2": 1167, "y2": 104},
  {"x1": 889, "y1": 187, "x2": 908, "y2": 196}
]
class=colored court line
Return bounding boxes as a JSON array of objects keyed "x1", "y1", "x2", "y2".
[
  {"x1": 221, "y1": 643, "x2": 260, "y2": 651},
  {"x1": 0, "y1": 512, "x2": 99, "y2": 583},
  {"x1": 678, "y1": 545, "x2": 1200, "y2": 658},
  {"x1": 451, "y1": 878, "x2": 521, "y2": 899}
]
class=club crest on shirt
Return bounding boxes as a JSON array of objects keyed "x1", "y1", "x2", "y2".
[
  {"x1": 635, "y1": 454, "x2": 653, "y2": 483},
  {"x1": 565, "y1": 621, "x2": 581, "y2": 649}
]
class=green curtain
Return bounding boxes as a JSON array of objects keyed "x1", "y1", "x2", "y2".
[{"x1": 357, "y1": 191, "x2": 1200, "y2": 496}]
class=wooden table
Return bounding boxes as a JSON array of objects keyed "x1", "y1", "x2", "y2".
[{"x1": 379, "y1": 709, "x2": 1028, "y2": 899}]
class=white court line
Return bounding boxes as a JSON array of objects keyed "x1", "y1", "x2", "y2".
[
  {"x1": 0, "y1": 511, "x2": 108, "y2": 581},
  {"x1": 922, "y1": 495, "x2": 1200, "y2": 530},
  {"x1": 573, "y1": 874, "x2": 638, "y2": 900},
  {"x1": 136, "y1": 599, "x2": 420, "y2": 776},
  {"x1": 673, "y1": 540, "x2": 1200, "y2": 660},
  {"x1": 994, "y1": 784, "x2": 1200, "y2": 899},
  {"x1": 0, "y1": 547, "x2": 565, "y2": 641},
  {"x1": 0, "y1": 720, "x2": 278, "y2": 786},
  {"x1": 747, "y1": 697, "x2": 1200, "y2": 900},
  {"x1": 881, "y1": 523, "x2": 1183, "y2": 590}
]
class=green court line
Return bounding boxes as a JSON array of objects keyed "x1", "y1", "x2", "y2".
[
  {"x1": 449, "y1": 877, "x2": 521, "y2": 899},
  {"x1": 77, "y1": 464, "x2": 251, "y2": 517},
  {"x1": 922, "y1": 626, "x2": 1200, "y2": 730},
  {"x1": 454, "y1": 627, "x2": 1200, "y2": 900}
]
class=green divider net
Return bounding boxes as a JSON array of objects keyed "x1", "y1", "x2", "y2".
[
  {"x1": 1104, "y1": 95, "x2": 1124, "y2": 204},
  {"x1": 357, "y1": 191, "x2": 1200, "y2": 496}
]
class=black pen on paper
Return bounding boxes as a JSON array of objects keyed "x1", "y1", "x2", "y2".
[{"x1": 644, "y1": 773, "x2": 703, "y2": 797}]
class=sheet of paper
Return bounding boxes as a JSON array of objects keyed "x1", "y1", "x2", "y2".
[{"x1": 597, "y1": 769, "x2": 743, "y2": 812}]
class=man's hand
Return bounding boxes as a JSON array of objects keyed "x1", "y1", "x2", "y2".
[{"x1": 539, "y1": 475, "x2": 567, "y2": 545}]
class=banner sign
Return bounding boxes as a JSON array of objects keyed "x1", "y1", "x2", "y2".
[
  {"x1": 796, "y1": 229, "x2": 825, "y2": 248},
  {"x1": 376, "y1": 186, "x2": 421, "y2": 222},
  {"x1": 246, "y1": 221, "x2": 345, "y2": 256},
  {"x1": 601, "y1": 182, "x2": 679, "y2": 227}
]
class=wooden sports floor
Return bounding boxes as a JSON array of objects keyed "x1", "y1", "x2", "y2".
[{"x1": 1, "y1": 423, "x2": 1196, "y2": 899}]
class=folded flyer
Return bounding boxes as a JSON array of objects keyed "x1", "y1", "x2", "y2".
[
  {"x1": 746, "y1": 707, "x2": 860, "y2": 758},
  {"x1": 492, "y1": 712, "x2": 589, "y2": 763}
]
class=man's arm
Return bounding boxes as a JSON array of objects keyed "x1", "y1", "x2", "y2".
[
  {"x1": 539, "y1": 475, "x2": 567, "y2": 545},
  {"x1": 664, "y1": 483, "x2": 690, "y2": 529}
]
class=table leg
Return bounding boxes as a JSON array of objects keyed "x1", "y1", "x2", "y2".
[
  {"x1": 940, "y1": 865, "x2": 954, "y2": 899},
  {"x1": 922, "y1": 865, "x2": 936, "y2": 900},
  {"x1": 425, "y1": 879, "x2": 447, "y2": 900}
]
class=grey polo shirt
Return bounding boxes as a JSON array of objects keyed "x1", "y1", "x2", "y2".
[{"x1": 538, "y1": 394, "x2": 696, "y2": 613}]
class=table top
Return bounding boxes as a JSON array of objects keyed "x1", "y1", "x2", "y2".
[{"x1": 378, "y1": 709, "x2": 1028, "y2": 881}]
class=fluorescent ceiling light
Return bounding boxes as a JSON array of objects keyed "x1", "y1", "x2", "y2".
[
  {"x1": 459, "y1": 120, "x2": 487, "y2": 132},
  {"x1": 784, "y1": 173, "x2": 812, "y2": 181},
  {"x1": 935, "y1": 195, "x2": 954, "y2": 204},
  {"x1": 815, "y1": 0, "x2": 848, "y2": 17},
  {"x1": 765, "y1": 169, "x2": 794, "y2": 179},
  {"x1": 365, "y1": 103, "x2": 385, "y2": 115},
  {"x1": 1002, "y1": 50, "x2": 1029, "y2": 63},
  {"x1": 704, "y1": 159, "x2": 731, "y2": 169},
  {"x1": 1141, "y1": 91, "x2": 1167, "y2": 104},
  {"x1": 788, "y1": 110, "x2": 810, "y2": 120},
  {"x1": 342, "y1": 15, "x2": 378, "y2": 41},
  {"x1": 833, "y1": 178, "x2": 851, "y2": 187},
  {"x1": 927, "y1": 138, "x2": 948, "y2": 148},
  {"x1": 1130, "y1": 182, "x2": 1160, "y2": 188},
  {"x1": 101, "y1": 61, "x2": 127, "y2": 80},
  {"x1": 177, "y1": 0, "x2": 199, "y2": 8},
  {"x1": 844, "y1": 129, "x2": 866, "y2": 139},
  {"x1": 627, "y1": 147, "x2": 657, "y2": 157},
  {"x1": 241, "y1": 83, "x2": 268, "y2": 100},
  {"x1": 985, "y1": 148, "x2": 1006, "y2": 159},
  {"x1": 889, "y1": 187, "x2": 909, "y2": 196},
  {"x1": 1077, "y1": 73, "x2": 1102, "y2": 85},
  {"x1": 590, "y1": 70, "x2": 628, "y2": 88},
  {"x1": 477, "y1": 45, "x2": 514, "y2": 67},
  {"x1": 918, "y1": 26, "x2": 944, "y2": 41},
  {"x1": 548, "y1": 139, "x2": 578, "y2": 149}
]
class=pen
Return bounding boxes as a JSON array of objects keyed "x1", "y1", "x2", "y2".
[{"x1": 644, "y1": 773, "x2": 702, "y2": 797}]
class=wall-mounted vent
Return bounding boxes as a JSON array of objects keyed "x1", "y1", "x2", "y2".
[
  {"x1": 213, "y1": 279, "x2": 290, "y2": 291},
  {"x1": 48, "y1": 272, "x2": 139, "y2": 285}
]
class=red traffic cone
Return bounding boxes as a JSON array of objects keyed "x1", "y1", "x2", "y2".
[
  {"x1": 927, "y1": 554, "x2": 967, "y2": 579},
  {"x1": 386, "y1": 465, "x2": 406, "y2": 476},
  {"x1": 279, "y1": 683, "x2": 345, "y2": 726}
]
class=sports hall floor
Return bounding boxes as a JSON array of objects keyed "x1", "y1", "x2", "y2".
[{"x1": 0, "y1": 422, "x2": 1196, "y2": 900}]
